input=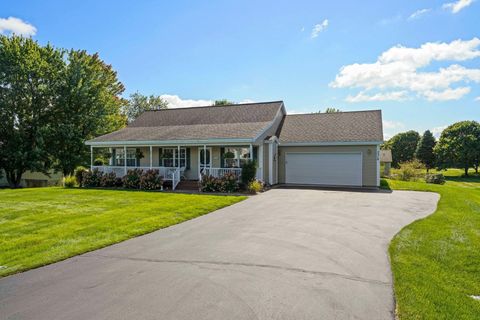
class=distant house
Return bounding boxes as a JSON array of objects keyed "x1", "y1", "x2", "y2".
[
  {"x1": 380, "y1": 149, "x2": 393, "y2": 176},
  {"x1": 86, "y1": 101, "x2": 383, "y2": 190},
  {"x1": 0, "y1": 170, "x2": 63, "y2": 188}
]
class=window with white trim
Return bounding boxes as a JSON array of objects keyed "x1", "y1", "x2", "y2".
[
  {"x1": 223, "y1": 147, "x2": 251, "y2": 168},
  {"x1": 161, "y1": 148, "x2": 186, "y2": 167},
  {"x1": 116, "y1": 148, "x2": 137, "y2": 167}
]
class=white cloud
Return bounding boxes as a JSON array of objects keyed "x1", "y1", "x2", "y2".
[
  {"x1": 160, "y1": 95, "x2": 213, "y2": 108},
  {"x1": 0, "y1": 17, "x2": 36, "y2": 36},
  {"x1": 408, "y1": 8, "x2": 431, "y2": 20},
  {"x1": 475, "y1": 96, "x2": 480, "y2": 101},
  {"x1": 383, "y1": 120, "x2": 405, "y2": 129},
  {"x1": 311, "y1": 19, "x2": 328, "y2": 38},
  {"x1": 160, "y1": 95, "x2": 254, "y2": 108},
  {"x1": 331, "y1": 38, "x2": 480, "y2": 102},
  {"x1": 422, "y1": 87, "x2": 471, "y2": 101},
  {"x1": 432, "y1": 125, "x2": 448, "y2": 138},
  {"x1": 346, "y1": 91, "x2": 409, "y2": 102},
  {"x1": 443, "y1": 0, "x2": 474, "y2": 13}
]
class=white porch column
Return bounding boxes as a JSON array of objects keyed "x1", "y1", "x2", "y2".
[
  {"x1": 123, "y1": 146, "x2": 127, "y2": 175},
  {"x1": 149, "y1": 146, "x2": 153, "y2": 169},
  {"x1": 177, "y1": 145, "x2": 180, "y2": 169},
  {"x1": 268, "y1": 142, "x2": 273, "y2": 185},
  {"x1": 203, "y1": 145, "x2": 206, "y2": 169},
  {"x1": 108, "y1": 148, "x2": 113, "y2": 166},
  {"x1": 90, "y1": 146, "x2": 93, "y2": 170},
  {"x1": 249, "y1": 144, "x2": 253, "y2": 161},
  {"x1": 258, "y1": 144, "x2": 263, "y2": 181}
]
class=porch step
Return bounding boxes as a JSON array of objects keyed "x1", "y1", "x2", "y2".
[{"x1": 175, "y1": 180, "x2": 200, "y2": 191}]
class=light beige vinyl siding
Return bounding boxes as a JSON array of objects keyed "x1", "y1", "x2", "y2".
[{"x1": 277, "y1": 145, "x2": 378, "y2": 187}]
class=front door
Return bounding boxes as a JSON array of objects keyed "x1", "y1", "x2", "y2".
[{"x1": 199, "y1": 147, "x2": 212, "y2": 172}]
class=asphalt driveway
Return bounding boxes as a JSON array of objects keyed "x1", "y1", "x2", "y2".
[{"x1": 0, "y1": 188, "x2": 439, "y2": 320}]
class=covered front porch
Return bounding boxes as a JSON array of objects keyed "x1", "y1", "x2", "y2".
[{"x1": 89, "y1": 144, "x2": 263, "y2": 190}]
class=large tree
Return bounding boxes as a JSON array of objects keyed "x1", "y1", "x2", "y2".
[
  {"x1": 324, "y1": 107, "x2": 341, "y2": 113},
  {"x1": 0, "y1": 35, "x2": 126, "y2": 186},
  {"x1": 122, "y1": 92, "x2": 168, "y2": 123},
  {"x1": 385, "y1": 130, "x2": 420, "y2": 167},
  {"x1": 213, "y1": 99, "x2": 234, "y2": 106},
  {"x1": 47, "y1": 50, "x2": 126, "y2": 176},
  {"x1": 0, "y1": 36, "x2": 64, "y2": 187},
  {"x1": 415, "y1": 130, "x2": 436, "y2": 172},
  {"x1": 434, "y1": 121, "x2": 480, "y2": 176}
]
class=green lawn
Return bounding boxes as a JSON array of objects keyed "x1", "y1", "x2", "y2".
[
  {"x1": 0, "y1": 188, "x2": 245, "y2": 277},
  {"x1": 382, "y1": 169, "x2": 480, "y2": 319}
]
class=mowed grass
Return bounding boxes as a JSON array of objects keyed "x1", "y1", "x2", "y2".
[
  {"x1": 382, "y1": 169, "x2": 480, "y2": 319},
  {"x1": 0, "y1": 188, "x2": 246, "y2": 277}
]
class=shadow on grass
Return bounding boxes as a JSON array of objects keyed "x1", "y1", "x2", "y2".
[
  {"x1": 380, "y1": 179, "x2": 391, "y2": 190},
  {"x1": 444, "y1": 174, "x2": 480, "y2": 183}
]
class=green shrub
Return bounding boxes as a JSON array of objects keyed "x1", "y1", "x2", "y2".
[
  {"x1": 247, "y1": 180, "x2": 263, "y2": 193},
  {"x1": 122, "y1": 168, "x2": 142, "y2": 189},
  {"x1": 82, "y1": 168, "x2": 103, "y2": 187},
  {"x1": 93, "y1": 158, "x2": 104, "y2": 166},
  {"x1": 241, "y1": 160, "x2": 257, "y2": 185},
  {"x1": 64, "y1": 176, "x2": 77, "y2": 188},
  {"x1": 100, "y1": 172, "x2": 117, "y2": 187},
  {"x1": 425, "y1": 173, "x2": 446, "y2": 184},
  {"x1": 139, "y1": 169, "x2": 163, "y2": 190},
  {"x1": 396, "y1": 159, "x2": 425, "y2": 181},
  {"x1": 74, "y1": 166, "x2": 88, "y2": 187}
]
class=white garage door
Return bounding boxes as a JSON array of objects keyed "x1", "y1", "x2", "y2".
[{"x1": 285, "y1": 153, "x2": 362, "y2": 186}]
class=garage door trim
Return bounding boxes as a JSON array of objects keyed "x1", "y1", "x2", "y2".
[{"x1": 284, "y1": 152, "x2": 363, "y2": 186}]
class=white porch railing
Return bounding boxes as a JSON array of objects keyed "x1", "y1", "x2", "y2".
[
  {"x1": 199, "y1": 167, "x2": 242, "y2": 181},
  {"x1": 92, "y1": 166, "x2": 185, "y2": 190}
]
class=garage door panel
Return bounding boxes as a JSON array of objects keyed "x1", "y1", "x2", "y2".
[{"x1": 285, "y1": 153, "x2": 362, "y2": 186}]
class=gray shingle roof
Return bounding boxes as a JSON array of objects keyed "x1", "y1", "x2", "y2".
[
  {"x1": 89, "y1": 101, "x2": 283, "y2": 143},
  {"x1": 277, "y1": 110, "x2": 383, "y2": 143}
]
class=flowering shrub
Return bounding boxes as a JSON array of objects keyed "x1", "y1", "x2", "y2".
[
  {"x1": 200, "y1": 173, "x2": 239, "y2": 193},
  {"x1": 220, "y1": 172, "x2": 240, "y2": 192},
  {"x1": 122, "y1": 168, "x2": 143, "y2": 189},
  {"x1": 139, "y1": 169, "x2": 163, "y2": 190},
  {"x1": 82, "y1": 168, "x2": 103, "y2": 187},
  {"x1": 100, "y1": 172, "x2": 117, "y2": 187},
  {"x1": 247, "y1": 179, "x2": 264, "y2": 193}
]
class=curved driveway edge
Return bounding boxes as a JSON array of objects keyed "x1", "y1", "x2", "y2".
[{"x1": 0, "y1": 189, "x2": 439, "y2": 320}]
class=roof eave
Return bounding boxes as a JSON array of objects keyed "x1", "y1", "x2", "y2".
[
  {"x1": 85, "y1": 138, "x2": 256, "y2": 146},
  {"x1": 278, "y1": 140, "x2": 384, "y2": 146}
]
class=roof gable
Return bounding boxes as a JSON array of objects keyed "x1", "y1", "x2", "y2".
[
  {"x1": 88, "y1": 101, "x2": 284, "y2": 143},
  {"x1": 129, "y1": 101, "x2": 283, "y2": 127}
]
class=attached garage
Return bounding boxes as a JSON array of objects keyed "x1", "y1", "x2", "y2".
[{"x1": 285, "y1": 152, "x2": 362, "y2": 186}]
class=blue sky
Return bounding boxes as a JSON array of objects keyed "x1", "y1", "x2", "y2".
[{"x1": 1, "y1": 0, "x2": 479, "y2": 138}]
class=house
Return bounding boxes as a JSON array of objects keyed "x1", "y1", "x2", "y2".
[
  {"x1": 0, "y1": 170, "x2": 63, "y2": 188},
  {"x1": 86, "y1": 101, "x2": 383, "y2": 189}
]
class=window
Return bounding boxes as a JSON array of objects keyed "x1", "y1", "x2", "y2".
[
  {"x1": 223, "y1": 147, "x2": 251, "y2": 168},
  {"x1": 115, "y1": 148, "x2": 137, "y2": 167},
  {"x1": 161, "y1": 148, "x2": 186, "y2": 167}
]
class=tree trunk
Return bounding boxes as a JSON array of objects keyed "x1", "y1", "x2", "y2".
[
  {"x1": 464, "y1": 166, "x2": 469, "y2": 177},
  {"x1": 6, "y1": 169, "x2": 24, "y2": 188}
]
